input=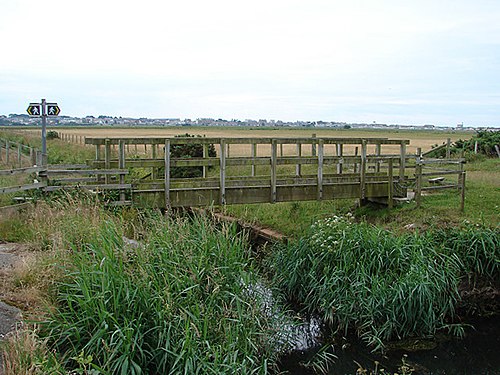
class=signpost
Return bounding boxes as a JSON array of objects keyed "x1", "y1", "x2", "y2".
[{"x1": 26, "y1": 99, "x2": 60, "y2": 165}]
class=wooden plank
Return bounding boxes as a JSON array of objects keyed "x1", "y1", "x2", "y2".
[
  {"x1": 48, "y1": 169, "x2": 128, "y2": 175},
  {"x1": 0, "y1": 182, "x2": 46, "y2": 194},
  {"x1": 85, "y1": 136, "x2": 409, "y2": 146},
  {"x1": 43, "y1": 183, "x2": 131, "y2": 192},
  {"x1": 0, "y1": 167, "x2": 44, "y2": 176},
  {"x1": 421, "y1": 184, "x2": 459, "y2": 191}
]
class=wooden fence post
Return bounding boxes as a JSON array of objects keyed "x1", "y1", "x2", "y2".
[
  {"x1": 446, "y1": 138, "x2": 451, "y2": 159},
  {"x1": 0, "y1": 139, "x2": 3, "y2": 162},
  {"x1": 5, "y1": 140, "x2": 9, "y2": 164},
  {"x1": 203, "y1": 144, "x2": 208, "y2": 178}
]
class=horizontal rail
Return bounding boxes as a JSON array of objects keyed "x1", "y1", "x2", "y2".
[
  {"x1": 85, "y1": 136, "x2": 410, "y2": 146},
  {"x1": 421, "y1": 184, "x2": 459, "y2": 191},
  {"x1": 48, "y1": 169, "x2": 129, "y2": 175},
  {"x1": 0, "y1": 167, "x2": 44, "y2": 176},
  {"x1": 0, "y1": 182, "x2": 47, "y2": 194}
]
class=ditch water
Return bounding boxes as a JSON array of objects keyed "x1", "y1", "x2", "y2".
[
  {"x1": 278, "y1": 316, "x2": 500, "y2": 375},
  {"x1": 224, "y1": 215, "x2": 499, "y2": 375}
]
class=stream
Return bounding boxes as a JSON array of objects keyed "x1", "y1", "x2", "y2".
[{"x1": 279, "y1": 315, "x2": 500, "y2": 374}]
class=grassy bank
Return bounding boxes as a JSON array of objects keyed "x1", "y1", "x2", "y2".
[
  {"x1": 0, "y1": 199, "x2": 286, "y2": 374},
  {"x1": 268, "y1": 215, "x2": 499, "y2": 351}
]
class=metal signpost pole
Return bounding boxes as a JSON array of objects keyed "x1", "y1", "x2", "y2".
[
  {"x1": 27, "y1": 99, "x2": 60, "y2": 167},
  {"x1": 41, "y1": 98, "x2": 47, "y2": 166}
]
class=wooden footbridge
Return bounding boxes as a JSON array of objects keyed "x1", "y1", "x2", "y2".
[
  {"x1": 1, "y1": 135, "x2": 466, "y2": 211},
  {"x1": 85, "y1": 136, "x2": 411, "y2": 208}
]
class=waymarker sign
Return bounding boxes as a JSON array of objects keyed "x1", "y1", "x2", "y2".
[{"x1": 26, "y1": 98, "x2": 60, "y2": 165}]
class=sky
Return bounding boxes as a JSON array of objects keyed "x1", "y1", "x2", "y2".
[{"x1": 1, "y1": 0, "x2": 500, "y2": 127}]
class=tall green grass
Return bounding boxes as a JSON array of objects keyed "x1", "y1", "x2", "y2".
[
  {"x1": 268, "y1": 215, "x2": 467, "y2": 351},
  {"x1": 43, "y1": 213, "x2": 282, "y2": 374}
]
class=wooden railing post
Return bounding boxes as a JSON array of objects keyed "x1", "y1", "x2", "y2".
[
  {"x1": 375, "y1": 143, "x2": 381, "y2": 173},
  {"x1": 0, "y1": 139, "x2": 3, "y2": 162},
  {"x1": 318, "y1": 139, "x2": 324, "y2": 200},
  {"x1": 220, "y1": 139, "x2": 226, "y2": 205},
  {"x1": 17, "y1": 144, "x2": 22, "y2": 167},
  {"x1": 271, "y1": 140, "x2": 277, "y2": 203},
  {"x1": 311, "y1": 134, "x2": 317, "y2": 156},
  {"x1": 152, "y1": 143, "x2": 158, "y2": 180},
  {"x1": 388, "y1": 158, "x2": 394, "y2": 209},
  {"x1": 164, "y1": 139, "x2": 171, "y2": 210},
  {"x1": 336, "y1": 143, "x2": 343, "y2": 174},
  {"x1": 446, "y1": 138, "x2": 451, "y2": 159},
  {"x1": 5, "y1": 140, "x2": 9, "y2": 164},
  {"x1": 360, "y1": 140, "x2": 367, "y2": 204},
  {"x1": 118, "y1": 140, "x2": 126, "y2": 203},
  {"x1": 203, "y1": 144, "x2": 208, "y2": 178},
  {"x1": 251, "y1": 143, "x2": 257, "y2": 177},
  {"x1": 295, "y1": 142, "x2": 301, "y2": 176},
  {"x1": 399, "y1": 142, "x2": 406, "y2": 181},
  {"x1": 415, "y1": 148, "x2": 423, "y2": 208},
  {"x1": 354, "y1": 146, "x2": 359, "y2": 173},
  {"x1": 105, "y1": 139, "x2": 111, "y2": 184}
]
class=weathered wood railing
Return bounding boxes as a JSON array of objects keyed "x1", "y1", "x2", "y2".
[
  {"x1": 414, "y1": 147, "x2": 466, "y2": 211},
  {"x1": 85, "y1": 136, "x2": 412, "y2": 208},
  {"x1": 0, "y1": 138, "x2": 42, "y2": 168}
]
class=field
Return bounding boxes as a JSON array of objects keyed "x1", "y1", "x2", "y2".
[{"x1": 15, "y1": 126, "x2": 471, "y2": 156}]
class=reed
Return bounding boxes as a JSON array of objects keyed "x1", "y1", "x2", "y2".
[
  {"x1": 269, "y1": 215, "x2": 464, "y2": 351},
  {"x1": 42, "y1": 212, "x2": 282, "y2": 374}
]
